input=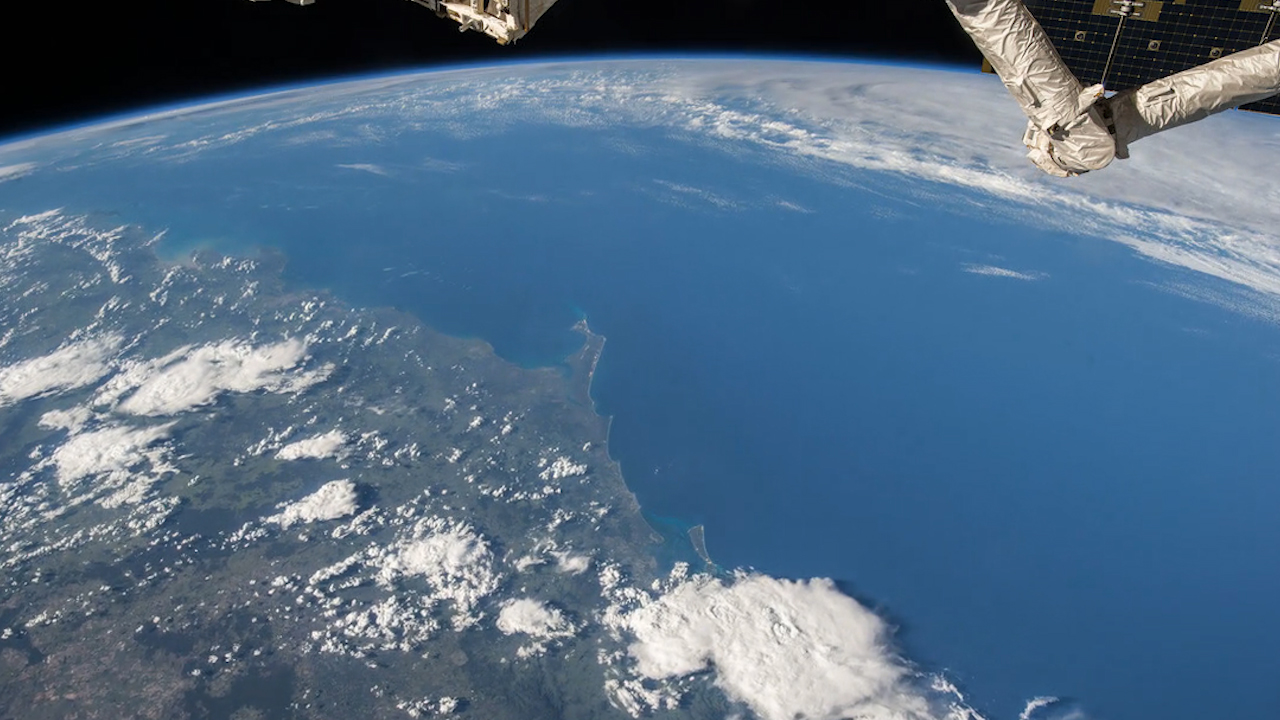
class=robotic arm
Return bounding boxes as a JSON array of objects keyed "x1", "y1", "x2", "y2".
[
  {"x1": 254, "y1": 0, "x2": 560, "y2": 45},
  {"x1": 946, "y1": 0, "x2": 1280, "y2": 176}
]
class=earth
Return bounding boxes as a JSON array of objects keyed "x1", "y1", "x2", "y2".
[{"x1": 1, "y1": 58, "x2": 1278, "y2": 720}]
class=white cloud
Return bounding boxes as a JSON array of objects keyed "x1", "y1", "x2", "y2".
[
  {"x1": 651, "y1": 179, "x2": 741, "y2": 210},
  {"x1": 497, "y1": 597, "x2": 575, "y2": 658},
  {"x1": 962, "y1": 264, "x2": 1048, "y2": 281},
  {"x1": 0, "y1": 162, "x2": 36, "y2": 182},
  {"x1": 369, "y1": 517, "x2": 501, "y2": 630},
  {"x1": 614, "y1": 572, "x2": 968, "y2": 720},
  {"x1": 267, "y1": 479, "x2": 359, "y2": 528},
  {"x1": 336, "y1": 163, "x2": 390, "y2": 176},
  {"x1": 38, "y1": 406, "x2": 95, "y2": 433},
  {"x1": 538, "y1": 456, "x2": 587, "y2": 481},
  {"x1": 0, "y1": 335, "x2": 121, "y2": 407},
  {"x1": 1019, "y1": 697, "x2": 1089, "y2": 720},
  {"x1": 1021, "y1": 697, "x2": 1059, "y2": 720},
  {"x1": 48, "y1": 422, "x2": 176, "y2": 507},
  {"x1": 51, "y1": 423, "x2": 171, "y2": 486},
  {"x1": 275, "y1": 429, "x2": 348, "y2": 461},
  {"x1": 422, "y1": 157, "x2": 464, "y2": 173},
  {"x1": 497, "y1": 598, "x2": 570, "y2": 637},
  {"x1": 552, "y1": 551, "x2": 591, "y2": 574},
  {"x1": 776, "y1": 200, "x2": 813, "y2": 214},
  {"x1": 98, "y1": 338, "x2": 328, "y2": 416}
]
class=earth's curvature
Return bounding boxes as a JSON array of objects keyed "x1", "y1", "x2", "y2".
[{"x1": 1, "y1": 58, "x2": 1278, "y2": 720}]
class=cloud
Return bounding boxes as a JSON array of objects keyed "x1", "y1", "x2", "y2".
[
  {"x1": 1021, "y1": 697, "x2": 1059, "y2": 720},
  {"x1": 422, "y1": 157, "x2": 464, "y2": 173},
  {"x1": 552, "y1": 550, "x2": 591, "y2": 574},
  {"x1": 776, "y1": 199, "x2": 813, "y2": 214},
  {"x1": 336, "y1": 163, "x2": 390, "y2": 176},
  {"x1": 38, "y1": 406, "x2": 95, "y2": 433},
  {"x1": 497, "y1": 598, "x2": 574, "y2": 658},
  {"x1": 275, "y1": 429, "x2": 349, "y2": 461},
  {"x1": 51, "y1": 423, "x2": 170, "y2": 486},
  {"x1": 369, "y1": 517, "x2": 501, "y2": 630},
  {"x1": 491, "y1": 594, "x2": 573, "y2": 655},
  {"x1": 962, "y1": 264, "x2": 1048, "y2": 281},
  {"x1": 0, "y1": 335, "x2": 121, "y2": 407},
  {"x1": 97, "y1": 338, "x2": 329, "y2": 416},
  {"x1": 1019, "y1": 697, "x2": 1089, "y2": 720},
  {"x1": 613, "y1": 572, "x2": 967, "y2": 720},
  {"x1": 0, "y1": 162, "x2": 36, "y2": 182},
  {"x1": 49, "y1": 422, "x2": 176, "y2": 507},
  {"x1": 497, "y1": 598, "x2": 570, "y2": 637},
  {"x1": 267, "y1": 479, "x2": 359, "y2": 528},
  {"x1": 538, "y1": 455, "x2": 587, "y2": 481},
  {"x1": 651, "y1": 179, "x2": 741, "y2": 210}
]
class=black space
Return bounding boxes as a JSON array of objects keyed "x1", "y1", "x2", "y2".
[{"x1": 2, "y1": 0, "x2": 980, "y2": 140}]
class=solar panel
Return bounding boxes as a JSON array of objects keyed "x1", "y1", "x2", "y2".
[{"x1": 1014, "y1": 0, "x2": 1280, "y2": 116}]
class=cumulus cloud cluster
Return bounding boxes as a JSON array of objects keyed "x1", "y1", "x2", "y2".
[
  {"x1": 370, "y1": 517, "x2": 501, "y2": 630},
  {"x1": 497, "y1": 598, "x2": 575, "y2": 658},
  {"x1": 497, "y1": 598, "x2": 569, "y2": 637},
  {"x1": 267, "y1": 479, "x2": 359, "y2": 529},
  {"x1": 12, "y1": 335, "x2": 333, "y2": 509},
  {"x1": 612, "y1": 572, "x2": 975, "y2": 720},
  {"x1": 538, "y1": 456, "x2": 587, "y2": 481},
  {"x1": 96, "y1": 338, "x2": 329, "y2": 416},
  {"x1": 51, "y1": 423, "x2": 171, "y2": 486},
  {"x1": 302, "y1": 514, "x2": 509, "y2": 656},
  {"x1": 275, "y1": 429, "x2": 349, "y2": 461},
  {"x1": 0, "y1": 334, "x2": 121, "y2": 407},
  {"x1": 10, "y1": 333, "x2": 336, "y2": 513},
  {"x1": 38, "y1": 406, "x2": 94, "y2": 433},
  {"x1": 49, "y1": 422, "x2": 175, "y2": 507}
]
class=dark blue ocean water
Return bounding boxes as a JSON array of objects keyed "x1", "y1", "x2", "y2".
[{"x1": 7, "y1": 103, "x2": 1280, "y2": 720}]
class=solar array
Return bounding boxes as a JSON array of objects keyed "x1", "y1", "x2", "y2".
[{"x1": 1017, "y1": 0, "x2": 1280, "y2": 115}]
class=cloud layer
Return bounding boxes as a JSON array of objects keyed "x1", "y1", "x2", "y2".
[{"x1": 3, "y1": 60, "x2": 1276, "y2": 310}]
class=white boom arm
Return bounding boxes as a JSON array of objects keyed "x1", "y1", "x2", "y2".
[
  {"x1": 257, "y1": 0, "x2": 560, "y2": 45},
  {"x1": 1106, "y1": 40, "x2": 1280, "y2": 157},
  {"x1": 946, "y1": 0, "x2": 1280, "y2": 177}
]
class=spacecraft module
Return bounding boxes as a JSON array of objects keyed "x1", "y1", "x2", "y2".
[
  {"x1": 946, "y1": 0, "x2": 1280, "y2": 176},
  {"x1": 258, "y1": 0, "x2": 560, "y2": 45}
]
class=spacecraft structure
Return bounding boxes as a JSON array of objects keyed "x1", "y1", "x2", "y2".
[
  {"x1": 946, "y1": 0, "x2": 1280, "y2": 176},
  {"x1": 257, "y1": 0, "x2": 560, "y2": 45}
]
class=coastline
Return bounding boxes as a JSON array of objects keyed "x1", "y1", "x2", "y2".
[{"x1": 564, "y1": 317, "x2": 686, "y2": 560}]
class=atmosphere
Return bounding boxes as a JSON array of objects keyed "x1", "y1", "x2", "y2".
[{"x1": 2, "y1": 0, "x2": 976, "y2": 138}]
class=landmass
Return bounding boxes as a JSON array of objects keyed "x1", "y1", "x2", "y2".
[{"x1": 0, "y1": 210, "x2": 663, "y2": 720}]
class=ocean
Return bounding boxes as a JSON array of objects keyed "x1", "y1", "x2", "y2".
[{"x1": 9, "y1": 112, "x2": 1280, "y2": 720}]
